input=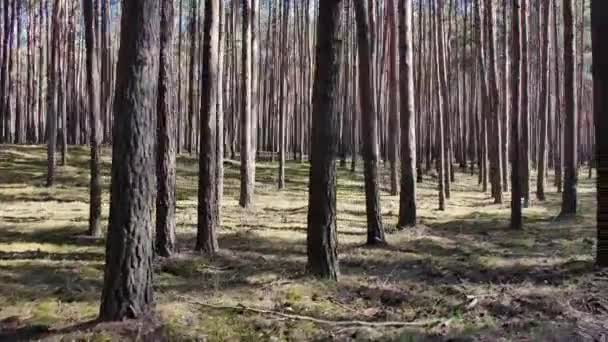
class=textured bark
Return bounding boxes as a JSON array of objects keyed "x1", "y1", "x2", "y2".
[
  {"x1": 197, "y1": 0, "x2": 221, "y2": 255},
  {"x1": 536, "y1": 1, "x2": 550, "y2": 201},
  {"x1": 156, "y1": 0, "x2": 176, "y2": 257},
  {"x1": 353, "y1": 0, "x2": 385, "y2": 245},
  {"x1": 99, "y1": 0, "x2": 160, "y2": 321},
  {"x1": 397, "y1": 0, "x2": 416, "y2": 228},
  {"x1": 239, "y1": 0, "x2": 255, "y2": 208},
  {"x1": 561, "y1": 0, "x2": 578, "y2": 216},
  {"x1": 510, "y1": 0, "x2": 522, "y2": 230},
  {"x1": 306, "y1": 0, "x2": 342, "y2": 279},
  {"x1": 592, "y1": 0, "x2": 608, "y2": 267},
  {"x1": 83, "y1": 0, "x2": 102, "y2": 237}
]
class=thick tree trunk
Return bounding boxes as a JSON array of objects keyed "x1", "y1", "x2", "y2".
[
  {"x1": 156, "y1": 0, "x2": 177, "y2": 257},
  {"x1": 353, "y1": 0, "x2": 385, "y2": 245},
  {"x1": 197, "y1": 0, "x2": 221, "y2": 255},
  {"x1": 99, "y1": 0, "x2": 160, "y2": 321},
  {"x1": 591, "y1": 0, "x2": 608, "y2": 267},
  {"x1": 561, "y1": 0, "x2": 578, "y2": 216},
  {"x1": 397, "y1": 0, "x2": 416, "y2": 228},
  {"x1": 306, "y1": 0, "x2": 342, "y2": 279}
]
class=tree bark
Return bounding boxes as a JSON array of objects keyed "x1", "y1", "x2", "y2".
[
  {"x1": 156, "y1": 0, "x2": 177, "y2": 257},
  {"x1": 387, "y1": 0, "x2": 398, "y2": 196},
  {"x1": 397, "y1": 0, "x2": 416, "y2": 228},
  {"x1": 561, "y1": 0, "x2": 578, "y2": 216},
  {"x1": 83, "y1": 0, "x2": 102, "y2": 237},
  {"x1": 306, "y1": 0, "x2": 342, "y2": 280},
  {"x1": 46, "y1": 0, "x2": 61, "y2": 187},
  {"x1": 511, "y1": 0, "x2": 523, "y2": 230},
  {"x1": 197, "y1": 0, "x2": 221, "y2": 255},
  {"x1": 520, "y1": 0, "x2": 530, "y2": 207},
  {"x1": 353, "y1": 0, "x2": 385, "y2": 245},
  {"x1": 591, "y1": 0, "x2": 608, "y2": 267},
  {"x1": 239, "y1": 0, "x2": 255, "y2": 208},
  {"x1": 99, "y1": 0, "x2": 160, "y2": 321},
  {"x1": 433, "y1": 0, "x2": 447, "y2": 211},
  {"x1": 536, "y1": 0, "x2": 550, "y2": 201}
]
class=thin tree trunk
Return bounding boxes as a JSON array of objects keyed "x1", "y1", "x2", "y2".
[
  {"x1": 239, "y1": 0, "x2": 255, "y2": 208},
  {"x1": 536, "y1": 0, "x2": 550, "y2": 201},
  {"x1": 561, "y1": 0, "x2": 578, "y2": 215},
  {"x1": 511, "y1": 0, "x2": 523, "y2": 230},
  {"x1": 83, "y1": 0, "x2": 102, "y2": 237}
]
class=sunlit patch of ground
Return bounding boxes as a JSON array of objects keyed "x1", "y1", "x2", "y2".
[{"x1": 0, "y1": 144, "x2": 606, "y2": 341}]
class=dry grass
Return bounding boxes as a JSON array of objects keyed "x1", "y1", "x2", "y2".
[{"x1": 0, "y1": 144, "x2": 606, "y2": 341}]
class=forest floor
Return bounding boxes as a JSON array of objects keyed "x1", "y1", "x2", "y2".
[{"x1": 0, "y1": 145, "x2": 606, "y2": 341}]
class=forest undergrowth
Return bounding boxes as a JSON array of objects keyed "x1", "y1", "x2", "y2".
[{"x1": 0, "y1": 145, "x2": 606, "y2": 341}]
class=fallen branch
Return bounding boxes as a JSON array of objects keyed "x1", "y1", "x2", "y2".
[{"x1": 182, "y1": 297, "x2": 440, "y2": 328}]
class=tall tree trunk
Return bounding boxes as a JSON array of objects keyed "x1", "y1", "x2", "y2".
[
  {"x1": 520, "y1": 0, "x2": 531, "y2": 207},
  {"x1": 187, "y1": 0, "x2": 197, "y2": 155},
  {"x1": 306, "y1": 0, "x2": 342, "y2": 280},
  {"x1": 99, "y1": 0, "x2": 160, "y2": 321},
  {"x1": 501, "y1": 0, "x2": 510, "y2": 192},
  {"x1": 591, "y1": 0, "x2": 608, "y2": 267},
  {"x1": 156, "y1": 0, "x2": 176, "y2": 257},
  {"x1": 511, "y1": 0, "x2": 523, "y2": 230},
  {"x1": 434, "y1": 0, "x2": 447, "y2": 211},
  {"x1": 353, "y1": 0, "x2": 385, "y2": 245},
  {"x1": 46, "y1": 0, "x2": 61, "y2": 187},
  {"x1": 83, "y1": 0, "x2": 102, "y2": 237},
  {"x1": 387, "y1": 0, "x2": 399, "y2": 196},
  {"x1": 197, "y1": 0, "x2": 221, "y2": 255},
  {"x1": 277, "y1": 0, "x2": 289, "y2": 189},
  {"x1": 397, "y1": 0, "x2": 416, "y2": 228},
  {"x1": 536, "y1": 0, "x2": 550, "y2": 201},
  {"x1": 239, "y1": 0, "x2": 255, "y2": 208},
  {"x1": 485, "y1": 0, "x2": 503, "y2": 203},
  {"x1": 176, "y1": 0, "x2": 183, "y2": 154},
  {"x1": 553, "y1": 0, "x2": 563, "y2": 193},
  {"x1": 561, "y1": 0, "x2": 578, "y2": 215}
]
